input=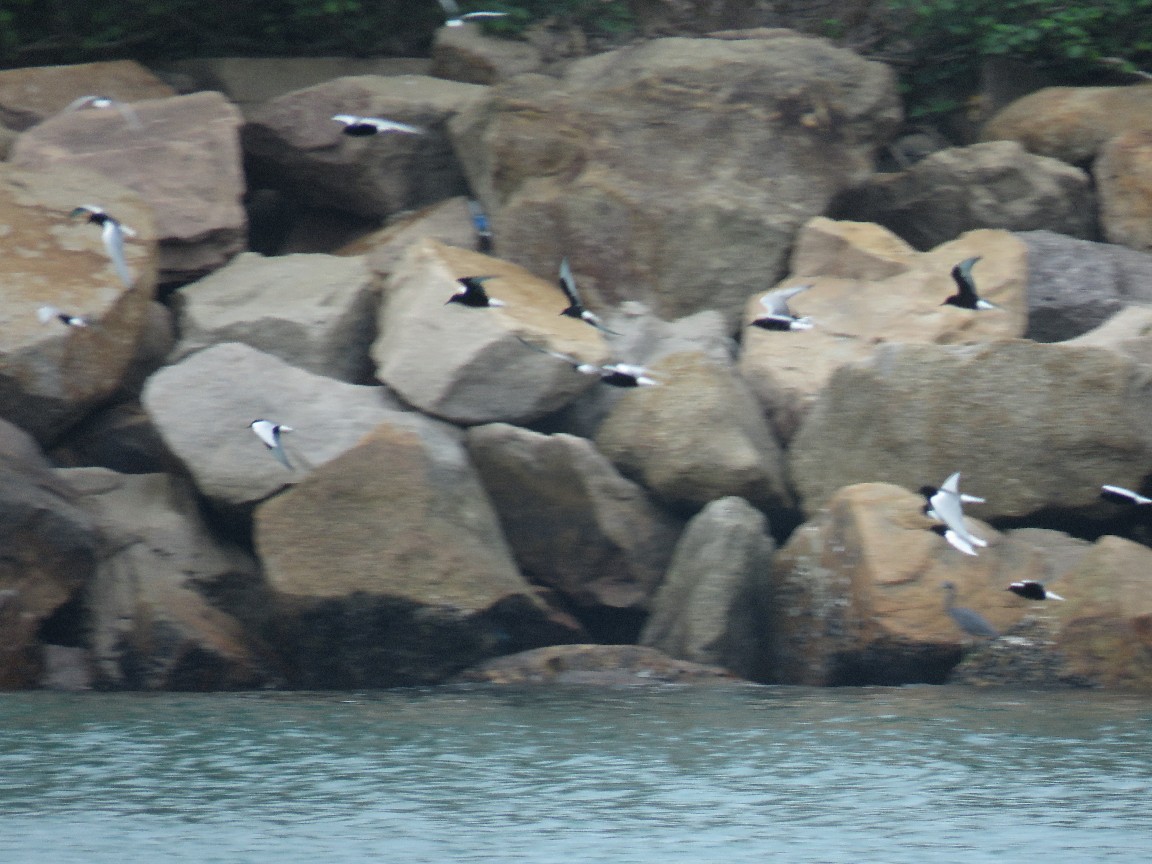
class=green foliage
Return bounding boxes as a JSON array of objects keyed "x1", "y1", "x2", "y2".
[
  {"x1": 0, "y1": 0, "x2": 634, "y2": 68},
  {"x1": 886, "y1": 0, "x2": 1152, "y2": 120}
]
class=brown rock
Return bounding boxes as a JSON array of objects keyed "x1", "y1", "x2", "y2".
[
  {"x1": 432, "y1": 24, "x2": 544, "y2": 85},
  {"x1": 244, "y1": 75, "x2": 488, "y2": 220},
  {"x1": 340, "y1": 196, "x2": 483, "y2": 269},
  {"x1": 453, "y1": 644, "x2": 735, "y2": 685},
  {"x1": 761, "y1": 483, "x2": 1043, "y2": 686},
  {"x1": 595, "y1": 350, "x2": 793, "y2": 513},
  {"x1": 1096, "y1": 129, "x2": 1152, "y2": 252},
  {"x1": 0, "y1": 60, "x2": 173, "y2": 131},
  {"x1": 255, "y1": 419, "x2": 584, "y2": 687},
  {"x1": 739, "y1": 221, "x2": 1027, "y2": 442},
  {"x1": 981, "y1": 84, "x2": 1152, "y2": 164},
  {"x1": 0, "y1": 164, "x2": 158, "y2": 442},
  {"x1": 11, "y1": 91, "x2": 246, "y2": 280},
  {"x1": 451, "y1": 33, "x2": 900, "y2": 325},
  {"x1": 790, "y1": 340, "x2": 1152, "y2": 520},
  {"x1": 466, "y1": 423, "x2": 682, "y2": 613}
]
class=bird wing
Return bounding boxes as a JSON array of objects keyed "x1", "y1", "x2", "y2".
[
  {"x1": 558, "y1": 258, "x2": 581, "y2": 306},
  {"x1": 367, "y1": 117, "x2": 424, "y2": 134},
  {"x1": 515, "y1": 336, "x2": 580, "y2": 366},
  {"x1": 759, "y1": 284, "x2": 809, "y2": 315},
  {"x1": 103, "y1": 223, "x2": 133, "y2": 287},
  {"x1": 1102, "y1": 484, "x2": 1152, "y2": 505},
  {"x1": 942, "y1": 529, "x2": 978, "y2": 556},
  {"x1": 930, "y1": 486, "x2": 983, "y2": 550},
  {"x1": 461, "y1": 12, "x2": 509, "y2": 20}
]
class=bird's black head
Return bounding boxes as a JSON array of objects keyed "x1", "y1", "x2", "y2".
[{"x1": 918, "y1": 485, "x2": 938, "y2": 499}]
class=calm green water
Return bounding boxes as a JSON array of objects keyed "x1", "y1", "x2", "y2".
[{"x1": 1, "y1": 684, "x2": 1149, "y2": 863}]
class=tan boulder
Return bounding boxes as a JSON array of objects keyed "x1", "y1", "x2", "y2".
[
  {"x1": 0, "y1": 420, "x2": 99, "y2": 689},
  {"x1": 373, "y1": 238, "x2": 609, "y2": 425},
  {"x1": 255, "y1": 419, "x2": 583, "y2": 687},
  {"x1": 244, "y1": 74, "x2": 488, "y2": 220},
  {"x1": 465, "y1": 423, "x2": 682, "y2": 617},
  {"x1": 1096, "y1": 129, "x2": 1152, "y2": 252},
  {"x1": 0, "y1": 164, "x2": 157, "y2": 442},
  {"x1": 170, "y1": 251, "x2": 381, "y2": 383},
  {"x1": 738, "y1": 221, "x2": 1027, "y2": 441},
  {"x1": 64, "y1": 468, "x2": 272, "y2": 690},
  {"x1": 0, "y1": 60, "x2": 173, "y2": 131},
  {"x1": 10, "y1": 90, "x2": 246, "y2": 280},
  {"x1": 431, "y1": 24, "x2": 544, "y2": 85},
  {"x1": 639, "y1": 496, "x2": 775, "y2": 678},
  {"x1": 594, "y1": 349, "x2": 793, "y2": 513},
  {"x1": 451, "y1": 33, "x2": 900, "y2": 325},
  {"x1": 340, "y1": 196, "x2": 484, "y2": 271},
  {"x1": 790, "y1": 340, "x2": 1152, "y2": 520},
  {"x1": 761, "y1": 483, "x2": 1044, "y2": 686},
  {"x1": 981, "y1": 84, "x2": 1152, "y2": 164}
]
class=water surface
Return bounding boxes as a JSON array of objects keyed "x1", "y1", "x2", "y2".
[{"x1": 1, "y1": 684, "x2": 1149, "y2": 863}]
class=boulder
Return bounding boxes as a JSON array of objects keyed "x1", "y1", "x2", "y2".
[
  {"x1": 170, "y1": 252, "x2": 381, "y2": 383},
  {"x1": 790, "y1": 340, "x2": 1152, "y2": 521},
  {"x1": 373, "y1": 238, "x2": 609, "y2": 425},
  {"x1": 64, "y1": 468, "x2": 272, "y2": 690},
  {"x1": 954, "y1": 535, "x2": 1152, "y2": 691},
  {"x1": 0, "y1": 420, "x2": 99, "y2": 689},
  {"x1": 141, "y1": 342, "x2": 406, "y2": 510},
  {"x1": 50, "y1": 401, "x2": 182, "y2": 475},
  {"x1": 465, "y1": 423, "x2": 682, "y2": 615},
  {"x1": 1015, "y1": 231, "x2": 1152, "y2": 342},
  {"x1": 451, "y1": 32, "x2": 900, "y2": 325},
  {"x1": 639, "y1": 496, "x2": 774, "y2": 678},
  {"x1": 1096, "y1": 129, "x2": 1152, "y2": 253},
  {"x1": 10, "y1": 90, "x2": 247, "y2": 281},
  {"x1": 761, "y1": 483, "x2": 1044, "y2": 686},
  {"x1": 981, "y1": 84, "x2": 1152, "y2": 165},
  {"x1": 594, "y1": 349, "x2": 793, "y2": 513},
  {"x1": 453, "y1": 643, "x2": 735, "y2": 685},
  {"x1": 340, "y1": 196, "x2": 484, "y2": 270},
  {"x1": 0, "y1": 164, "x2": 157, "y2": 443},
  {"x1": 431, "y1": 24, "x2": 544, "y2": 85},
  {"x1": 0, "y1": 60, "x2": 174, "y2": 131},
  {"x1": 243, "y1": 74, "x2": 489, "y2": 220},
  {"x1": 254, "y1": 419, "x2": 584, "y2": 688},
  {"x1": 738, "y1": 221, "x2": 1027, "y2": 442},
  {"x1": 829, "y1": 141, "x2": 1095, "y2": 250},
  {"x1": 1066, "y1": 305, "x2": 1152, "y2": 366}
]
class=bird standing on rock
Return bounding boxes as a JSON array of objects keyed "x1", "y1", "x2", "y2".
[
  {"x1": 447, "y1": 276, "x2": 505, "y2": 308},
  {"x1": 943, "y1": 256, "x2": 997, "y2": 310},
  {"x1": 942, "y1": 581, "x2": 999, "y2": 639},
  {"x1": 557, "y1": 258, "x2": 618, "y2": 335},
  {"x1": 69, "y1": 205, "x2": 136, "y2": 288},
  {"x1": 466, "y1": 199, "x2": 494, "y2": 253},
  {"x1": 749, "y1": 284, "x2": 813, "y2": 331}
]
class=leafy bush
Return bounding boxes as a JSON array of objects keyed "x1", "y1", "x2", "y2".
[{"x1": 885, "y1": 0, "x2": 1152, "y2": 119}]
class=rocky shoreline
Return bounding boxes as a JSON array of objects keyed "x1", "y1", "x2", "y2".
[{"x1": 2, "y1": 22, "x2": 1152, "y2": 693}]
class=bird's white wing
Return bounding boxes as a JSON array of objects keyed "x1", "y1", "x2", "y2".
[
  {"x1": 37, "y1": 305, "x2": 60, "y2": 324},
  {"x1": 367, "y1": 117, "x2": 424, "y2": 134},
  {"x1": 460, "y1": 11, "x2": 509, "y2": 20},
  {"x1": 942, "y1": 529, "x2": 978, "y2": 556},
  {"x1": 103, "y1": 224, "x2": 133, "y2": 287},
  {"x1": 930, "y1": 487, "x2": 982, "y2": 549}
]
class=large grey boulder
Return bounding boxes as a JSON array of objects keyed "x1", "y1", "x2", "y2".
[
  {"x1": 11, "y1": 91, "x2": 247, "y2": 280},
  {"x1": 639, "y1": 496, "x2": 774, "y2": 679},
  {"x1": 466, "y1": 423, "x2": 682, "y2": 614},
  {"x1": 0, "y1": 164, "x2": 158, "y2": 442},
  {"x1": 0, "y1": 60, "x2": 173, "y2": 130},
  {"x1": 451, "y1": 32, "x2": 900, "y2": 325},
  {"x1": 64, "y1": 468, "x2": 272, "y2": 690},
  {"x1": 244, "y1": 74, "x2": 489, "y2": 220},
  {"x1": 0, "y1": 420, "x2": 99, "y2": 689},
  {"x1": 830, "y1": 141, "x2": 1095, "y2": 250},
  {"x1": 170, "y1": 251, "x2": 381, "y2": 382},
  {"x1": 373, "y1": 238, "x2": 608, "y2": 425},
  {"x1": 141, "y1": 342, "x2": 406, "y2": 510},
  {"x1": 254, "y1": 419, "x2": 584, "y2": 688},
  {"x1": 790, "y1": 340, "x2": 1152, "y2": 520}
]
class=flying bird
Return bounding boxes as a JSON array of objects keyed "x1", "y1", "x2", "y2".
[
  {"x1": 557, "y1": 258, "x2": 618, "y2": 335},
  {"x1": 437, "y1": 0, "x2": 509, "y2": 26},
  {"x1": 749, "y1": 284, "x2": 813, "y2": 331},
  {"x1": 1008, "y1": 580, "x2": 1065, "y2": 601},
  {"x1": 331, "y1": 115, "x2": 424, "y2": 137},
  {"x1": 942, "y1": 581, "x2": 999, "y2": 639},
  {"x1": 249, "y1": 419, "x2": 294, "y2": 470},
  {"x1": 943, "y1": 256, "x2": 997, "y2": 310},
  {"x1": 37, "y1": 305, "x2": 89, "y2": 328},
  {"x1": 62, "y1": 94, "x2": 142, "y2": 130},
  {"x1": 447, "y1": 276, "x2": 505, "y2": 308},
  {"x1": 1100, "y1": 484, "x2": 1152, "y2": 506},
  {"x1": 70, "y1": 205, "x2": 136, "y2": 287},
  {"x1": 466, "y1": 198, "x2": 494, "y2": 252},
  {"x1": 516, "y1": 337, "x2": 657, "y2": 387},
  {"x1": 919, "y1": 472, "x2": 987, "y2": 556}
]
